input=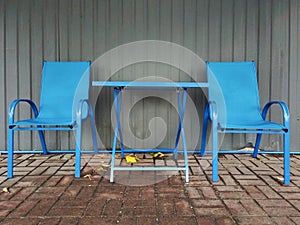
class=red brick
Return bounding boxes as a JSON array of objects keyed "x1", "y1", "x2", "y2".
[
  {"x1": 174, "y1": 199, "x2": 194, "y2": 216},
  {"x1": 10, "y1": 187, "x2": 37, "y2": 201},
  {"x1": 257, "y1": 199, "x2": 291, "y2": 208},
  {"x1": 242, "y1": 185, "x2": 267, "y2": 199},
  {"x1": 58, "y1": 217, "x2": 80, "y2": 225},
  {"x1": 218, "y1": 191, "x2": 251, "y2": 199},
  {"x1": 60, "y1": 185, "x2": 82, "y2": 198},
  {"x1": 137, "y1": 216, "x2": 158, "y2": 225},
  {"x1": 47, "y1": 207, "x2": 85, "y2": 217},
  {"x1": 196, "y1": 217, "x2": 215, "y2": 225},
  {"x1": 8, "y1": 200, "x2": 38, "y2": 217},
  {"x1": 263, "y1": 207, "x2": 300, "y2": 217},
  {"x1": 271, "y1": 216, "x2": 295, "y2": 225},
  {"x1": 102, "y1": 199, "x2": 123, "y2": 216},
  {"x1": 198, "y1": 186, "x2": 218, "y2": 199},
  {"x1": 223, "y1": 200, "x2": 248, "y2": 216},
  {"x1": 216, "y1": 217, "x2": 236, "y2": 225},
  {"x1": 191, "y1": 199, "x2": 223, "y2": 208},
  {"x1": 185, "y1": 186, "x2": 202, "y2": 198},
  {"x1": 219, "y1": 175, "x2": 237, "y2": 185},
  {"x1": 157, "y1": 201, "x2": 174, "y2": 215},
  {"x1": 158, "y1": 216, "x2": 197, "y2": 225},
  {"x1": 28, "y1": 199, "x2": 56, "y2": 216},
  {"x1": 194, "y1": 207, "x2": 230, "y2": 216},
  {"x1": 240, "y1": 199, "x2": 266, "y2": 215},
  {"x1": 79, "y1": 217, "x2": 118, "y2": 225},
  {"x1": 235, "y1": 216, "x2": 274, "y2": 225},
  {"x1": 38, "y1": 218, "x2": 61, "y2": 225},
  {"x1": 0, "y1": 218, "x2": 40, "y2": 225}
]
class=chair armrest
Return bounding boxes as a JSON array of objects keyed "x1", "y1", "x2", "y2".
[
  {"x1": 208, "y1": 101, "x2": 218, "y2": 124},
  {"x1": 8, "y1": 99, "x2": 39, "y2": 126},
  {"x1": 76, "y1": 99, "x2": 93, "y2": 121},
  {"x1": 261, "y1": 101, "x2": 290, "y2": 128}
]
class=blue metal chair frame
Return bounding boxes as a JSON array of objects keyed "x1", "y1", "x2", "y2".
[
  {"x1": 7, "y1": 61, "x2": 98, "y2": 178},
  {"x1": 92, "y1": 81, "x2": 209, "y2": 183},
  {"x1": 200, "y1": 61, "x2": 290, "y2": 184}
]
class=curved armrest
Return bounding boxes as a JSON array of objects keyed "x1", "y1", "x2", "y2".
[
  {"x1": 208, "y1": 101, "x2": 218, "y2": 125},
  {"x1": 76, "y1": 99, "x2": 94, "y2": 121},
  {"x1": 261, "y1": 101, "x2": 290, "y2": 128},
  {"x1": 8, "y1": 99, "x2": 39, "y2": 125}
]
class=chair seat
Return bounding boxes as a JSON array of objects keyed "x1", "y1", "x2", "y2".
[
  {"x1": 220, "y1": 120, "x2": 286, "y2": 130},
  {"x1": 11, "y1": 117, "x2": 75, "y2": 127}
]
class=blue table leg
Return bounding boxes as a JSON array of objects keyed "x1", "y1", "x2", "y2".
[
  {"x1": 174, "y1": 88, "x2": 189, "y2": 182},
  {"x1": 110, "y1": 87, "x2": 124, "y2": 182}
]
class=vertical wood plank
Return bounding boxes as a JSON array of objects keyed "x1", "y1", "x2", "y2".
[
  {"x1": 18, "y1": 0, "x2": 32, "y2": 150},
  {"x1": 145, "y1": 0, "x2": 159, "y2": 146},
  {"x1": 69, "y1": 0, "x2": 81, "y2": 61},
  {"x1": 233, "y1": 0, "x2": 246, "y2": 60},
  {"x1": 5, "y1": 0, "x2": 19, "y2": 149},
  {"x1": 81, "y1": 0, "x2": 94, "y2": 150},
  {"x1": 208, "y1": 0, "x2": 221, "y2": 60},
  {"x1": 289, "y1": 0, "x2": 300, "y2": 150},
  {"x1": 0, "y1": 0, "x2": 6, "y2": 150},
  {"x1": 196, "y1": 0, "x2": 209, "y2": 150},
  {"x1": 159, "y1": 0, "x2": 173, "y2": 148},
  {"x1": 184, "y1": 0, "x2": 200, "y2": 150},
  {"x1": 43, "y1": 0, "x2": 59, "y2": 150},
  {"x1": 220, "y1": 0, "x2": 234, "y2": 61},
  {"x1": 245, "y1": 0, "x2": 259, "y2": 145},
  {"x1": 58, "y1": 0, "x2": 71, "y2": 150},
  {"x1": 269, "y1": 0, "x2": 290, "y2": 149},
  {"x1": 245, "y1": 0, "x2": 259, "y2": 61},
  {"x1": 30, "y1": 0, "x2": 44, "y2": 150},
  {"x1": 93, "y1": 0, "x2": 111, "y2": 149}
]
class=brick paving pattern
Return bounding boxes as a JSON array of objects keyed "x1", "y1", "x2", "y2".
[{"x1": 0, "y1": 153, "x2": 300, "y2": 224}]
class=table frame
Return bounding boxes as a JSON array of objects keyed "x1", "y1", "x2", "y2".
[{"x1": 92, "y1": 81, "x2": 208, "y2": 183}]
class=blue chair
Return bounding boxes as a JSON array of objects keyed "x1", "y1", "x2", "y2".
[
  {"x1": 201, "y1": 61, "x2": 290, "y2": 184},
  {"x1": 7, "y1": 61, "x2": 98, "y2": 178}
]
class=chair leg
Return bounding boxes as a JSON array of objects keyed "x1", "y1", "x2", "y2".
[
  {"x1": 75, "y1": 120, "x2": 82, "y2": 178},
  {"x1": 88, "y1": 103, "x2": 98, "y2": 153},
  {"x1": 283, "y1": 131, "x2": 290, "y2": 184},
  {"x1": 253, "y1": 133, "x2": 262, "y2": 158},
  {"x1": 37, "y1": 128, "x2": 47, "y2": 154},
  {"x1": 211, "y1": 117, "x2": 218, "y2": 182},
  {"x1": 200, "y1": 104, "x2": 209, "y2": 157},
  {"x1": 7, "y1": 128, "x2": 14, "y2": 178}
]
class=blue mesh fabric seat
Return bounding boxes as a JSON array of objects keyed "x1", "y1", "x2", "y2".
[
  {"x1": 7, "y1": 61, "x2": 98, "y2": 178},
  {"x1": 201, "y1": 61, "x2": 290, "y2": 184}
]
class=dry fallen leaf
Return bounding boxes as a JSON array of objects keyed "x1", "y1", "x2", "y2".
[
  {"x1": 276, "y1": 176, "x2": 284, "y2": 182},
  {"x1": 125, "y1": 154, "x2": 139, "y2": 163},
  {"x1": 84, "y1": 174, "x2": 92, "y2": 180},
  {"x1": 151, "y1": 152, "x2": 164, "y2": 158},
  {"x1": 2, "y1": 187, "x2": 9, "y2": 193}
]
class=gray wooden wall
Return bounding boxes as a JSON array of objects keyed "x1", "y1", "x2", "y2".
[{"x1": 0, "y1": 0, "x2": 299, "y2": 152}]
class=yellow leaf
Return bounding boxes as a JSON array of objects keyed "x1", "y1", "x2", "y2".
[
  {"x1": 151, "y1": 152, "x2": 164, "y2": 158},
  {"x1": 125, "y1": 154, "x2": 139, "y2": 163}
]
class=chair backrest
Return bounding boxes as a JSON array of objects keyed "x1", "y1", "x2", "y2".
[
  {"x1": 38, "y1": 61, "x2": 91, "y2": 124},
  {"x1": 207, "y1": 61, "x2": 263, "y2": 127}
]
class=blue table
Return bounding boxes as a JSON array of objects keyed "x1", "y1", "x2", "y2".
[{"x1": 92, "y1": 81, "x2": 208, "y2": 182}]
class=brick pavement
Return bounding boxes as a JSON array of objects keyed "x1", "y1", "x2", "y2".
[{"x1": 0, "y1": 153, "x2": 300, "y2": 225}]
